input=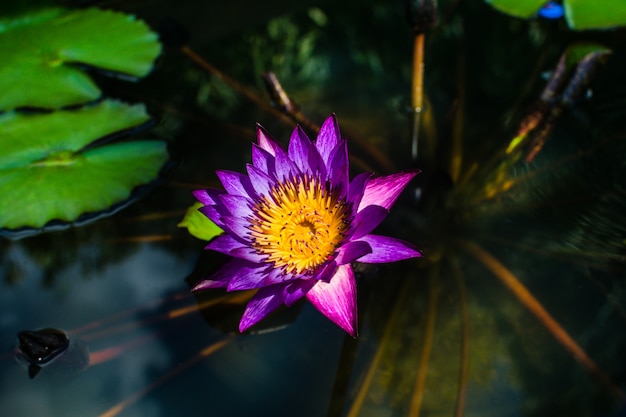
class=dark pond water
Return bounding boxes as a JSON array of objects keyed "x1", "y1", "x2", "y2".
[{"x1": 1, "y1": 0, "x2": 626, "y2": 416}]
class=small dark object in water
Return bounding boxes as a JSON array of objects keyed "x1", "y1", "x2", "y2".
[
  {"x1": 17, "y1": 328, "x2": 69, "y2": 378},
  {"x1": 16, "y1": 328, "x2": 89, "y2": 379}
]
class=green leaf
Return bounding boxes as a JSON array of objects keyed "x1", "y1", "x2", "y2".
[
  {"x1": 485, "y1": 0, "x2": 546, "y2": 18},
  {"x1": 564, "y1": 0, "x2": 626, "y2": 30},
  {"x1": 0, "y1": 100, "x2": 151, "y2": 170},
  {"x1": 563, "y1": 43, "x2": 612, "y2": 69},
  {"x1": 0, "y1": 7, "x2": 161, "y2": 110},
  {"x1": 178, "y1": 202, "x2": 223, "y2": 241},
  {"x1": 0, "y1": 100, "x2": 168, "y2": 230}
]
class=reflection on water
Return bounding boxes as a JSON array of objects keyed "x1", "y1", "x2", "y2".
[
  {"x1": 1, "y1": 0, "x2": 626, "y2": 416},
  {"x1": 0, "y1": 245, "x2": 182, "y2": 416}
]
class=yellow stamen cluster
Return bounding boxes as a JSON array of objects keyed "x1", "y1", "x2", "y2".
[{"x1": 249, "y1": 175, "x2": 349, "y2": 275}]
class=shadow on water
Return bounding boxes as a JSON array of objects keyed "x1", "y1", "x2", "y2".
[{"x1": 1, "y1": 0, "x2": 625, "y2": 416}]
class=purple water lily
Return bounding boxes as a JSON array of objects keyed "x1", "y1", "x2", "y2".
[{"x1": 192, "y1": 114, "x2": 421, "y2": 336}]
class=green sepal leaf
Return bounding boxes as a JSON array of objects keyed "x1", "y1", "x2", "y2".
[
  {"x1": 0, "y1": 7, "x2": 161, "y2": 110},
  {"x1": 178, "y1": 202, "x2": 223, "y2": 241}
]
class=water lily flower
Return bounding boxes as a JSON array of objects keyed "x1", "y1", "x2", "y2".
[{"x1": 192, "y1": 114, "x2": 421, "y2": 336}]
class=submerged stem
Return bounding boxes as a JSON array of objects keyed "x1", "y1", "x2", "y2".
[
  {"x1": 345, "y1": 279, "x2": 412, "y2": 417},
  {"x1": 97, "y1": 336, "x2": 234, "y2": 417},
  {"x1": 451, "y1": 256, "x2": 469, "y2": 417},
  {"x1": 407, "y1": 264, "x2": 439, "y2": 417},
  {"x1": 180, "y1": 45, "x2": 292, "y2": 125},
  {"x1": 458, "y1": 239, "x2": 625, "y2": 402}
]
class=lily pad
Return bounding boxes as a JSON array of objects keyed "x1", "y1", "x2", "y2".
[
  {"x1": 563, "y1": 0, "x2": 626, "y2": 30},
  {"x1": 0, "y1": 7, "x2": 161, "y2": 110},
  {"x1": 485, "y1": 0, "x2": 545, "y2": 18},
  {"x1": 0, "y1": 100, "x2": 168, "y2": 231},
  {"x1": 486, "y1": 0, "x2": 626, "y2": 30},
  {"x1": 1, "y1": 100, "x2": 152, "y2": 168},
  {"x1": 178, "y1": 202, "x2": 223, "y2": 241}
]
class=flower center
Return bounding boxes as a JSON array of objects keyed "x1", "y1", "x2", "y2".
[{"x1": 249, "y1": 175, "x2": 349, "y2": 275}]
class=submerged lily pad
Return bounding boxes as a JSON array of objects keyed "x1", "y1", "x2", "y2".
[
  {"x1": 0, "y1": 7, "x2": 161, "y2": 110},
  {"x1": 0, "y1": 100, "x2": 168, "y2": 231}
]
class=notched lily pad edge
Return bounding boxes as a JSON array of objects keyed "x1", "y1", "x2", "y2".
[
  {"x1": 80, "y1": 116, "x2": 158, "y2": 152},
  {"x1": 76, "y1": 60, "x2": 159, "y2": 83},
  {"x1": 0, "y1": 96, "x2": 101, "y2": 116},
  {"x1": 0, "y1": 96, "x2": 156, "y2": 121}
]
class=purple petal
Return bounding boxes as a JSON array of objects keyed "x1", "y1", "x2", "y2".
[
  {"x1": 310, "y1": 152, "x2": 327, "y2": 178},
  {"x1": 206, "y1": 233, "x2": 242, "y2": 253},
  {"x1": 246, "y1": 164, "x2": 276, "y2": 198},
  {"x1": 335, "y1": 240, "x2": 372, "y2": 265},
  {"x1": 199, "y1": 205, "x2": 225, "y2": 229},
  {"x1": 193, "y1": 189, "x2": 220, "y2": 205},
  {"x1": 240, "y1": 285, "x2": 285, "y2": 332},
  {"x1": 195, "y1": 259, "x2": 267, "y2": 292},
  {"x1": 205, "y1": 234, "x2": 264, "y2": 262},
  {"x1": 204, "y1": 188, "x2": 226, "y2": 205},
  {"x1": 251, "y1": 144, "x2": 276, "y2": 177},
  {"x1": 351, "y1": 205, "x2": 389, "y2": 239},
  {"x1": 287, "y1": 126, "x2": 312, "y2": 172},
  {"x1": 193, "y1": 258, "x2": 262, "y2": 291},
  {"x1": 288, "y1": 125, "x2": 325, "y2": 176},
  {"x1": 217, "y1": 194, "x2": 253, "y2": 219},
  {"x1": 256, "y1": 124, "x2": 293, "y2": 177},
  {"x1": 328, "y1": 139, "x2": 349, "y2": 192},
  {"x1": 192, "y1": 277, "x2": 228, "y2": 291},
  {"x1": 263, "y1": 267, "x2": 298, "y2": 286},
  {"x1": 282, "y1": 279, "x2": 316, "y2": 307},
  {"x1": 315, "y1": 114, "x2": 341, "y2": 168},
  {"x1": 355, "y1": 234, "x2": 422, "y2": 263},
  {"x1": 274, "y1": 146, "x2": 300, "y2": 180},
  {"x1": 229, "y1": 248, "x2": 265, "y2": 263},
  {"x1": 219, "y1": 215, "x2": 252, "y2": 242},
  {"x1": 256, "y1": 124, "x2": 282, "y2": 156},
  {"x1": 216, "y1": 170, "x2": 256, "y2": 199},
  {"x1": 358, "y1": 170, "x2": 419, "y2": 211},
  {"x1": 306, "y1": 264, "x2": 358, "y2": 336},
  {"x1": 313, "y1": 260, "x2": 338, "y2": 283},
  {"x1": 226, "y1": 264, "x2": 271, "y2": 291},
  {"x1": 347, "y1": 172, "x2": 371, "y2": 209}
]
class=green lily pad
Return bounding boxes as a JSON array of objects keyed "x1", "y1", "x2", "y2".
[
  {"x1": 486, "y1": 0, "x2": 626, "y2": 30},
  {"x1": 485, "y1": 0, "x2": 545, "y2": 18},
  {"x1": 0, "y1": 100, "x2": 168, "y2": 231},
  {"x1": 0, "y1": 100, "x2": 152, "y2": 170},
  {"x1": 0, "y1": 7, "x2": 161, "y2": 110},
  {"x1": 178, "y1": 202, "x2": 223, "y2": 242},
  {"x1": 564, "y1": 0, "x2": 626, "y2": 30}
]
